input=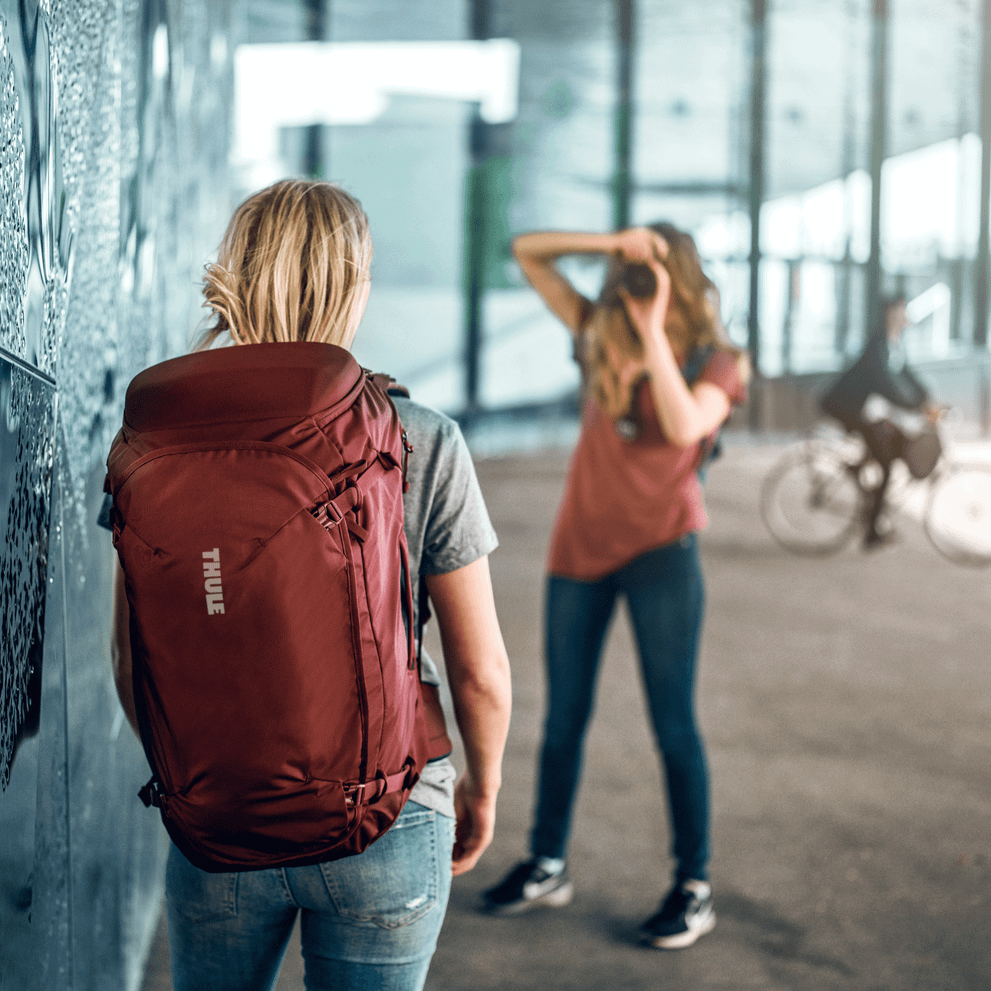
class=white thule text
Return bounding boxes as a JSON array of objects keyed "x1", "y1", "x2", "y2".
[{"x1": 202, "y1": 548, "x2": 225, "y2": 614}]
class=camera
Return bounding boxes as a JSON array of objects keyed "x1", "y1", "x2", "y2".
[{"x1": 619, "y1": 263, "x2": 657, "y2": 298}]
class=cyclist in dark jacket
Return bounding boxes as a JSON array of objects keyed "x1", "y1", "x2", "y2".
[{"x1": 820, "y1": 294, "x2": 938, "y2": 548}]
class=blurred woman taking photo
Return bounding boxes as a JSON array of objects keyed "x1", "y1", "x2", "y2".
[{"x1": 482, "y1": 224, "x2": 748, "y2": 950}]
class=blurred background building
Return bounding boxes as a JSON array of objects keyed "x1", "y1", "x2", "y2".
[
  {"x1": 1, "y1": 1, "x2": 989, "y2": 988},
  {"x1": 231, "y1": 0, "x2": 991, "y2": 435}
]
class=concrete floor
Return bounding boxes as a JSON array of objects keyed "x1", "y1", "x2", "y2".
[{"x1": 140, "y1": 438, "x2": 991, "y2": 991}]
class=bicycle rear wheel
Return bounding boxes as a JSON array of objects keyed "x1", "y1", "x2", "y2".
[
  {"x1": 761, "y1": 443, "x2": 862, "y2": 556},
  {"x1": 924, "y1": 465, "x2": 991, "y2": 566}
]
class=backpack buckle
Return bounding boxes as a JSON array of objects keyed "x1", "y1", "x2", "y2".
[
  {"x1": 138, "y1": 777, "x2": 166, "y2": 809},
  {"x1": 343, "y1": 775, "x2": 388, "y2": 809},
  {"x1": 310, "y1": 502, "x2": 343, "y2": 531},
  {"x1": 343, "y1": 763, "x2": 414, "y2": 809}
]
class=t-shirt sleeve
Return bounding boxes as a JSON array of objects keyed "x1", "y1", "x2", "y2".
[
  {"x1": 700, "y1": 349, "x2": 748, "y2": 407},
  {"x1": 419, "y1": 415, "x2": 498, "y2": 576}
]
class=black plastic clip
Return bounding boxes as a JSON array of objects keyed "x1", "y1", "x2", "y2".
[{"x1": 138, "y1": 777, "x2": 166, "y2": 809}]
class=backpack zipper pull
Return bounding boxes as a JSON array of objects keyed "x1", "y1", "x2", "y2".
[
  {"x1": 138, "y1": 777, "x2": 168, "y2": 813},
  {"x1": 401, "y1": 430, "x2": 413, "y2": 493}
]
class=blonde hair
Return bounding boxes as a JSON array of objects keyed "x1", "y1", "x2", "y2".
[
  {"x1": 585, "y1": 221, "x2": 750, "y2": 421},
  {"x1": 198, "y1": 179, "x2": 372, "y2": 349},
  {"x1": 583, "y1": 305, "x2": 646, "y2": 421}
]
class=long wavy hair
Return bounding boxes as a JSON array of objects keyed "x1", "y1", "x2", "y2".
[
  {"x1": 583, "y1": 222, "x2": 749, "y2": 421},
  {"x1": 197, "y1": 179, "x2": 372, "y2": 349}
]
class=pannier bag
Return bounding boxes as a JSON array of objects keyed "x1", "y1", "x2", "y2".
[
  {"x1": 903, "y1": 426, "x2": 942, "y2": 480},
  {"x1": 106, "y1": 342, "x2": 430, "y2": 872}
]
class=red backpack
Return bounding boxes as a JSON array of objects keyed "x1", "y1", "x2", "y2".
[{"x1": 106, "y1": 341, "x2": 430, "y2": 872}]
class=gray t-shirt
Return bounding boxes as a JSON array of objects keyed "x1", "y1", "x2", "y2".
[{"x1": 391, "y1": 396, "x2": 499, "y2": 819}]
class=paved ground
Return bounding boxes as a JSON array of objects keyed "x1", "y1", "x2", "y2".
[{"x1": 140, "y1": 436, "x2": 991, "y2": 991}]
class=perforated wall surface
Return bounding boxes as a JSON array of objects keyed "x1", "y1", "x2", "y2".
[{"x1": 0, "y1": 1, "x2": 232, "y2": 988}]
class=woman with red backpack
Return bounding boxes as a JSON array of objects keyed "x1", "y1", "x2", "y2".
[
  {"x1": 107, "y1": 179, "x2": 511, "y2": 991},
  {"x1": 482, "y1": 224, "x2": 748, "y2": 950}
]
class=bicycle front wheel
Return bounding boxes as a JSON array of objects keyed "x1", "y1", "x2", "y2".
[
  {"x1": 761, "y1": 444, "x2": 862, "y2": 556},
  {"x1": 924, "y1": 465, "x2": 991, "y2": 566}
]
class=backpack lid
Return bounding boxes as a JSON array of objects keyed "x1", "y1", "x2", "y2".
[{"x1": 123, "y1": 342, "x2": 362, "y2": 432}]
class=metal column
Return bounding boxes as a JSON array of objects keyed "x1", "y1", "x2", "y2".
[
  {"x1": 835, "y1": 0, "x2": 859, "y2": 357},
  {"x1": 612, "y1": 0, "x2": 635, "y2": 231},
  {"x1": 865, "y1": 0, "x2": 889, "y2": 339},
  {"x1": 747, "y1": 0, "x2": 768, "y2": 393},
  {"x1": 950, "y1": 6, "x2": 971, "y2": 345},
  {"x1": 303, "y1": 0, "x2": 326, "y2": 178},
  {"x1": 462, "y1": 0, "x2": 493, "y2": 416},
  {"x1": 975, "y1": 0, "x2": 991, "y2": 347}
]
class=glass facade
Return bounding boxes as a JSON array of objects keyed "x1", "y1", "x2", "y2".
[{"x1": 234, "y1": 0, "x2": 991, "y2": 417}]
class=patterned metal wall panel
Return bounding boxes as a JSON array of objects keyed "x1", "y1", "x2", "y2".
[
  {"x1": 0, "y1": 356, "x2": 55, "y2": 791},
  {"x1": 0, "y1": 0, "x2": 233, "y2": 987},
  {"x1": 0, "y1": 17, "x2": 28, "y2": 361}
]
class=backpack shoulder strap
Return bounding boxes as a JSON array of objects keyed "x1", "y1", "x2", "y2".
[
  {"x1": 365, "y1": 370, "x2": 410, "y2": 399},
  {"x1": 681, "y1": 345, "x2": 723, "y2": 478},
  {"x1": 681, "y1": 344, "x2": 715, "y2": 387},
  {"x1": 364, "y1": 374, "x2": 452, "y2": 760}
]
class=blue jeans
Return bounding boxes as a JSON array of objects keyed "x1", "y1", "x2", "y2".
[
  {"x1": 531, "y1": 535, "x2": 710, "y2": 883},
  {"x1": 166, "y1": 801, "x2": 454, "y2": 991}
]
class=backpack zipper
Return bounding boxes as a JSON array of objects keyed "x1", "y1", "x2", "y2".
[
  {"x1": 318, "y1": 499, "x2": 371, "y2": 782},
  {"x1": 400, "y1": 430, "x2": 412, "y2": 493}
]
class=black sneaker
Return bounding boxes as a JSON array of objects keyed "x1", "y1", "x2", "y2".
[
  {"x1": 641, "y1": 880, "x2": 715, "y2": 950},
  {"x1": 482, "y1": 860, "x2": 573, "y2": 915}
]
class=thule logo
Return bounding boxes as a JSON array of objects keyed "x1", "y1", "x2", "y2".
[{"x1": 202, "y1": 548, "x2": 225, "y2": 615}]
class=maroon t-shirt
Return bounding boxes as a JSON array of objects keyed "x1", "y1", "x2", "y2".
[{"x1": 548, "y1": 349, "x2": 746, "y2": 581}]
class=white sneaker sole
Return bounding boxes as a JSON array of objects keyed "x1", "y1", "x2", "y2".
[
  {"x1": 485, "y1": 880, "x2": 574, "y2": 916},
  {"x1": 645, "y1": 909, "x2": 716, "y2": 950}
]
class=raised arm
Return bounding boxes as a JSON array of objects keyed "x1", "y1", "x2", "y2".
[
  {"x1": 631, "y1": 301, "x2": 732, "y2": 446},
  {"x1": 513, "y1": 230, "x2": 620, "y2": 334},
  {"x1": 425, "y1": 556, "x2": 512, "y2": 876},
  {"x1": 616, "y1": 231, "x2": 733, "y2": 446}
]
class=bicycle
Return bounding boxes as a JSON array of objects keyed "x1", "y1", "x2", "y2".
[{"x1": 760, "y1": 418, "x2": 991, "y2": 566}]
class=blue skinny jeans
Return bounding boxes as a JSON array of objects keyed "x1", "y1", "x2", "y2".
[
  {"x1": 166, "y1": 801, "x2": 454, "y2": 991},
  {"x1": 531, "y1": 534, "x2": 710, "y2": 883}
]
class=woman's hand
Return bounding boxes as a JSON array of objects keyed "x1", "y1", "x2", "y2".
[
  {"x1": 614, "y1": 229, "x2": 673, "y2": 356},
  {"x1": 451, "y1": 772, "x2": 498, "y2": 876},
  {"x1": 611, "y1": 227, "x2": 733, "y2": 448},
  {"x1": 611, "y1": 226, "x2": 669, "y2": 266}
]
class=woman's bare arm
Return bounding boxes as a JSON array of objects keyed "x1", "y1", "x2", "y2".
[
  {"x1": 512, "y1": 230, "x2": 620, "y2": 334},
  {"x1": 615, "y1": 230, "x2": 732, "y2": 446},
  {"x1": 635, "y1": 315, "x2": 732, "y2": 447},
  {"x1": 425, "y1": 556, "x2": 511, "y2": 876}
]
